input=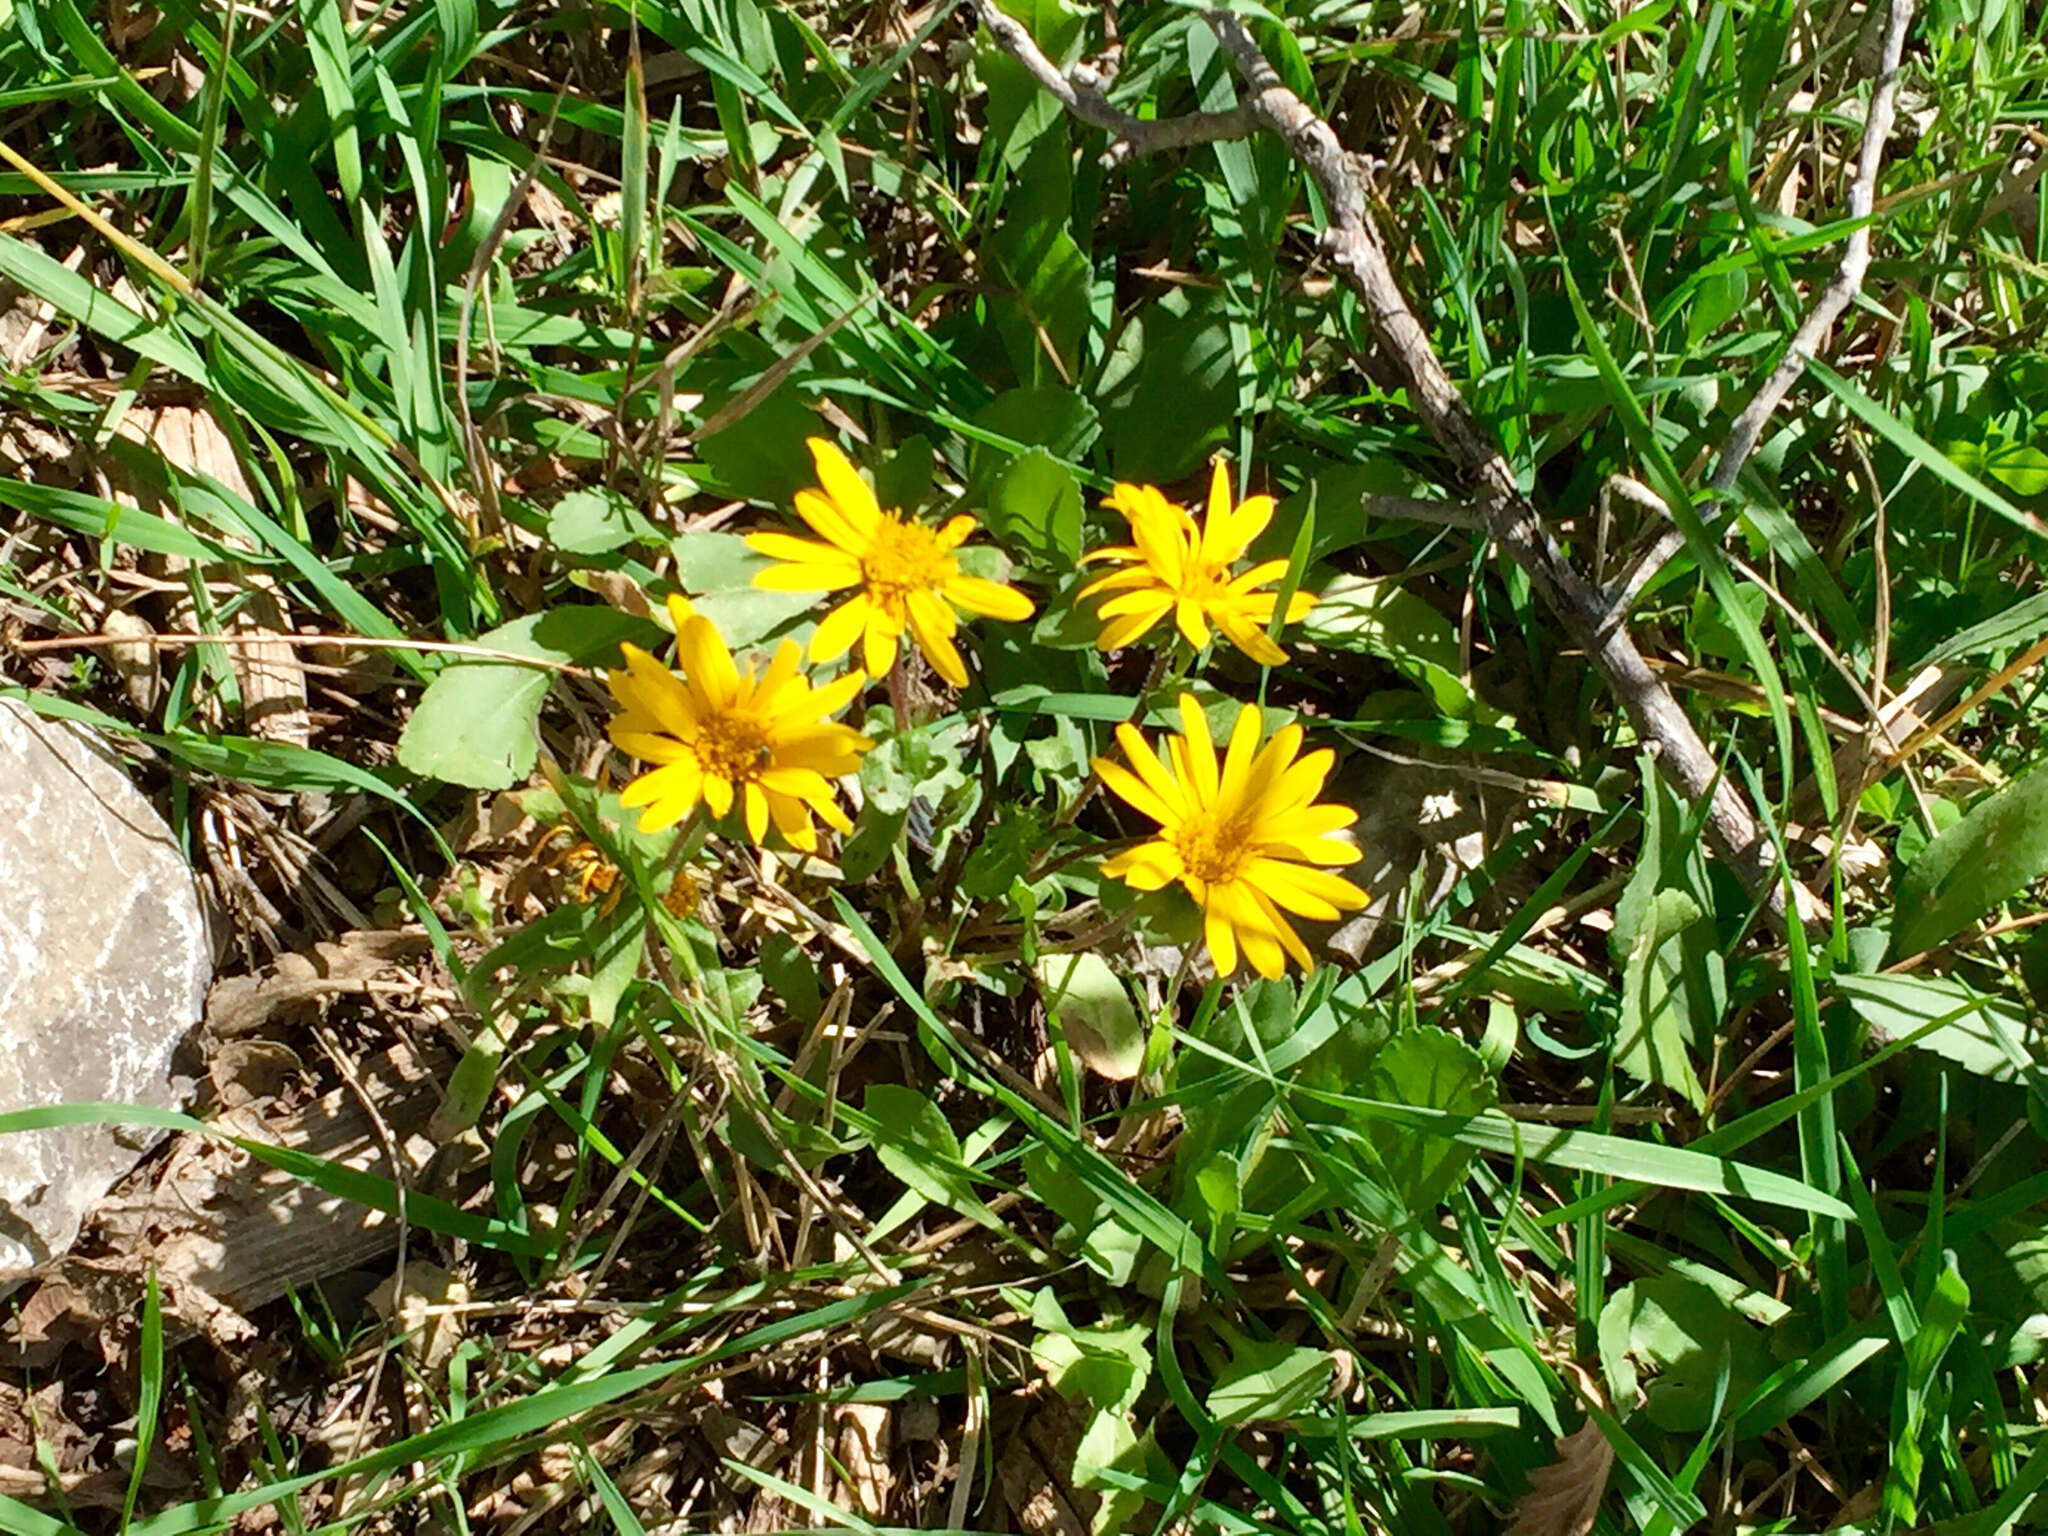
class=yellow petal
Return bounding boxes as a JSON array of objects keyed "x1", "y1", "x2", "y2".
[
  {"x1": 1112, "y1": 723, "x2": 1191, "y2": 820},
  {"x1": 806, "y1": 439, "x2": 882, "y2": 535},
  {"x1": 1095, "y1": 605, "x2": 1171, "y2": 651},
  {"x1": 676, "y1": 615, "x2": 739, "y2": 705},
  {"x1": 701, "y1": 772, "x2": 734, "y2": 819},
  {"x1": 1093, "y1": 755, "x2": 1176, "y2": 828},
  {"x1": 909, "y1": 599, "x2": 969, "y2": 687},
  {"x1": 1216, "y1": 703, "x2": 1265, "y2": 807},
  {"x1": 1203, "y1": 899, "x2": 1240, "y2": 978},
  {"x1": 793, "y1": 487, "x2": 872, "y2": 553},
  {"x1": 1176, "y1": 693, "x2": 1220, "y2": 803},
  {"x1": 1218, "y1": 615, "x2": 1289, "y2": 667},
  {"x1": 862, "y1": 617, "x2": 900, "y2": 677},
  {"x1": 809, "y1": 595, "x2": 871, "y2": 663},
  {"x1": 949, "y1": 574, "x2": 1034, "y2": 620},
  {"x1": 1100, "y1": 838, "x2": 1181, "y2": 891}
]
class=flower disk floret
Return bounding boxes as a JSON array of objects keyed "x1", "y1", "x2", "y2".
[
  {"x1": 1079, "y1": 459, "x2": 1315, "y2": 665},
  {"x1": 1095, "y1": 694, "x2": 1367, "y2": 979},
  {"x1": 605, "y1": 595, "x2": 871, "y2": 850},
  {"x1": 747, "y1": 438, "x2": 1035, "y2": 687}
]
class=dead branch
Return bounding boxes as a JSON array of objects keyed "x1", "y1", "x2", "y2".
[
  {"x1": 1606, "y1": 0, "x2": 1915, "y2": 616},
  {"x1": 1218, "y1": 12, "x2": 1824, "y2": 928},
  {"x1": 966, "y1": 0, "x2": 1256, "y2": 163}
]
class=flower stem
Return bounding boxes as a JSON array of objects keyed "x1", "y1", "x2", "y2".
[{"x1": 886, "y1": 650, "x2": 912, "y2": 730}]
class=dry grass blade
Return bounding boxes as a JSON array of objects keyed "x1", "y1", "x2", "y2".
[{"x1": 1507, "y1": 1413, "x2": 1617, "y2": 1536}]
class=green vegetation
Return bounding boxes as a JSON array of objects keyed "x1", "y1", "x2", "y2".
[{"x1": 3, "y1": 0, "x2": 2048, "y2": 1530}]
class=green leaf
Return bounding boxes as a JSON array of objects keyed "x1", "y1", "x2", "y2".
[
  {"x1": 971, "y1": 385, "x2": 1100, "y2": 471},
  {"x1": 1359, "y1": 1026, "x2": 1497, "y2": 1208},
  {"x1": 858, "y1": 1084, "x2": 1000, "y2": 1228},
  {"x1": 397, "y1": 608, "x2": 652, "y2": 790},
  {"x1": 1022, "y1": 1144, "x2": 1145, "y2": 1284},
  {"x1": 668, "y1": 530, "x2": 823, "y2": 651},
  {"x1": 860, "y1": 718, "x2": 972, "y2": 816},
  {"x1": 1203, "y1": 1337, "x2": 1333, "y2": 1427},
  {"x1": 1891, "y1": 762, "x2": 2048, "y2": 958},
  {"x1": 986, "y1": 447, "x2": 1084, "y2": 568},
  {"x1": 1832, "y1": 972, "x2": 2034, "y2": 1081},
  {"x1": 1030, "y1": 1297, "x2": 1151, "y2": 1415},
  {"x1": 1096, "y1": 290, "x2": 1237, "y2": 484},
  {"x1": 1599, "y1": 1276, "x2": 1771, "y2": 1433},
  {"x1": 1614, "y1": 889, "x2": 1709, "y2": 1108},
  {"x1": 1036, "y1": 951, "x2": 1144, "y2": 1080},
  {"x1": 544, "y1": 488, "x2": 661, "y2": 555},
  {"x1": 1299, "y1": 574, "x2": 1459, "y2": 671},
  {"x1": 978, "y1": 0, "x2": 1086, "y2": 164},
  {"x1": 1986, "y1": 440, "x2": 2048, "y2": 496},
  {"x1": 693, "y1": 384, "x2": 820, "y2": 506}
]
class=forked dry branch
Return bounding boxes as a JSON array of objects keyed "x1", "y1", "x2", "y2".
[
  {"x1": 1604, "y1": 0, "x2": 1917, "y2": 618},
  {"x1": 970, "y1": 0, "x2": 1859, "y2": 932}
]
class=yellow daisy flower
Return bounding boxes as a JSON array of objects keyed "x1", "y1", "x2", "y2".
[
  {"x1": 1095, "y1": 694, "x2": 1367, "y2": 980},
  {"x1": 746, "y1": 437, "x2": 1036, "y2": 688},
  {"x1": 1078, "y1": 459, "x2": 1316, "y2": 665},
  {"x1": 606, "y1": 595, "x2": 871, "y2": 848}
]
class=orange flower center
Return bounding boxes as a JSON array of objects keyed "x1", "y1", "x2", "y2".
[
  {"x1": 861, "y1": 515, "x2": 954, "y2": 609},
  {"x1": 1173, "y1": 812, "x2": 1252, "y2": 887},
  {"x1": 694, "y1": 710, "x2": 774, "y2": 784}
]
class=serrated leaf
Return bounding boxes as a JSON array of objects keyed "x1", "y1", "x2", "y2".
[
  {"x1": 1891, "y1": 762, "x2": 2048, "y2": 958},
  {"x1": 397, "y1": 608, "x2": 652, "y2": 789},
  {"x1": 1032, "y1": 1318, "x2": 1151, "y2": 1416}
]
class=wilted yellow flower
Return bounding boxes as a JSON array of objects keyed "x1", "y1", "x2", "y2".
[
  {"x1": 1095, "y1": 694, "x2": 1366, "y2": 979},
  {"x1": 747, "y1": 438, "x2": 1035, "y2": 688},
  {"x1": 606, "y1": 595, "x2": 870, "y2": 848},
  {"x1": 1078, "y1": 460, "x2": 1315, "y2": 664}
]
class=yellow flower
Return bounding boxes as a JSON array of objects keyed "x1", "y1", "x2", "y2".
[
  {"x1": 606, "y1": 595, "x2": 871, "y2": 848},
  {"x1": 746, "y1": 438, "x2": 1035, "y2": 688},
  {"x1": 1095, "y1": 694, "x2": 1366, "y2": 979},
  {"x1": 1078, "y1": 459, "x2": 1315, "y2": 665}
]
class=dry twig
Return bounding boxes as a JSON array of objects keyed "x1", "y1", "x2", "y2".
[
  {"x1": 968, "y1": 0, "x2": 1255, "y2": 163},
  {"x1": 1606, "y1": 0, "x2": 1915, "y2": 615}
]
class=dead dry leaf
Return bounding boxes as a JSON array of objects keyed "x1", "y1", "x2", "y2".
[
  {"x1": 98, "y1": 607, "x2": 161, "y2": 716},
  {"x1": 106, "y1": 405, "x2": 312, "y2": 753},
  {"x1": 995, "y1": 1392, "x2": 1095, "y2": 1536},
  {"x1": 368, "y1": 1260, "x2": 469, "y2": 1373},
  {"x1": 208, "y1": 1039, "x2": 305, "y2": 1109},
  {"x1": 1507, "y1": 1414, "x2": 1615, "y2": 1536},
  {"x1": 835, "y1": 1403, "x2": 894, "y2": 1519}
]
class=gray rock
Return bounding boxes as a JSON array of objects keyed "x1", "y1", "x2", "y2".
[{"x1": 0, "y1": 697, "x2": 210, "y2": 1276}]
